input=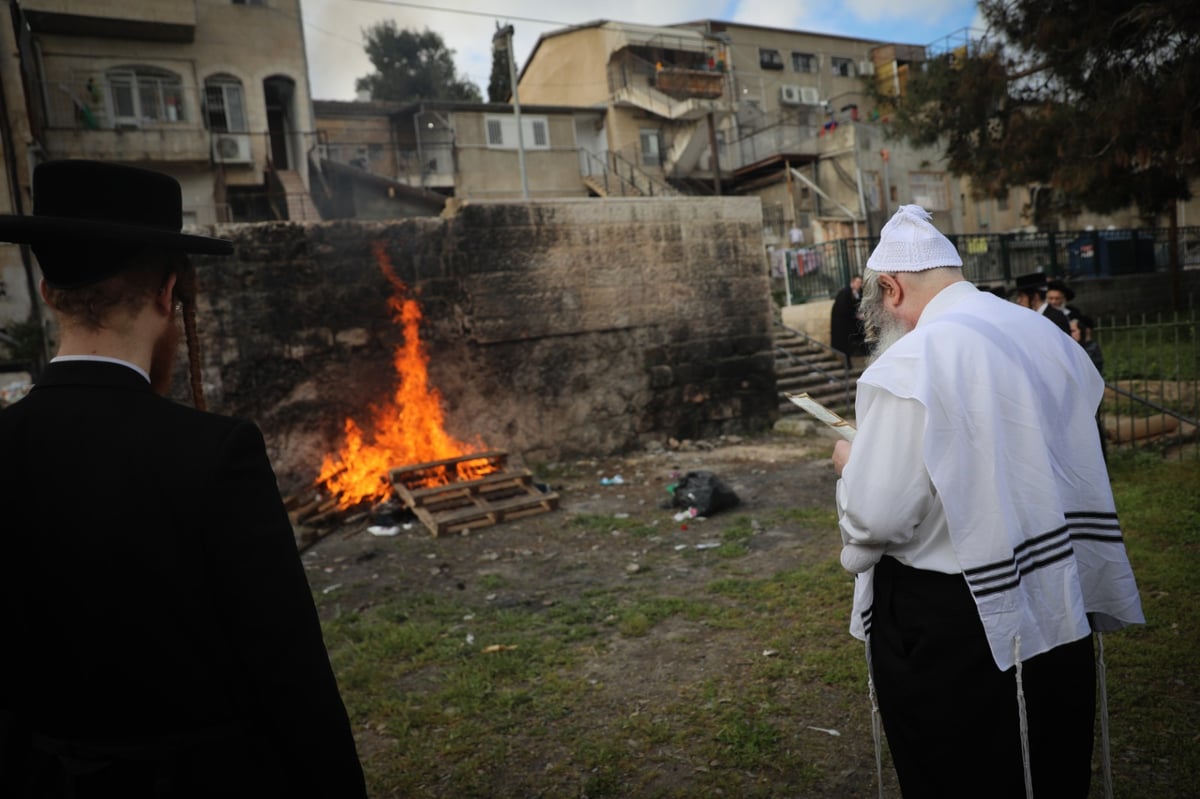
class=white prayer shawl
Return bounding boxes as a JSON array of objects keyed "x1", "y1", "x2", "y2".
[{"x1": 848, "y1": 286, "x2": 1144, "y2": 671}]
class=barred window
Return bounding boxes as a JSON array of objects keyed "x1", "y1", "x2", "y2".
[
  {"x1": 204, "y1": 74, "x2": 247, "y2": 133},
  {"x1": 107, "y1": 67, "x2": 185, "y2": 126}
]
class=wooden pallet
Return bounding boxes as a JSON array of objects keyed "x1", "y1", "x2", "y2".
[{"x1": 388, "y1": 451, "x2": 559, "y2": 537}]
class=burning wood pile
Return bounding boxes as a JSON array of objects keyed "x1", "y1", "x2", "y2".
[{"x1": 285, "y1": 242, "x2": 558, "y2": 549}]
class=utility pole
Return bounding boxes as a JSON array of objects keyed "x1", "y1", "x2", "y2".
[{"x1": 493, "y1": 24, "x2": 528, "y2": 199}]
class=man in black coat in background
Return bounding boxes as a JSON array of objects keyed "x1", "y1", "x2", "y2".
[
  {"x1": 830, "y1": 274, "x2": 864, "y2": 366},
  {"x1": 1014, "y1": 272, "x2": 1072, "y2": 334},
  {"x1": 0, "y1": 161, "x2": 367, "y2": 798}
]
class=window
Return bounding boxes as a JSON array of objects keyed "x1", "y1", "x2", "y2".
[
  {"x1": 863, "y1": 171, "x2": 882, "y2": 211},
  {"x1": 909, "y1": 172, "x2": 949, "y2": 211},
  {"x1": 759, "y1": 48, "x2": 784, "y2": 70},
  {"x1": 791, "y1": 52, "x2": 817, "y2": 73},
  {"x1": 486, "y1": 118, "x2": 503, "y2": 146},
  {"x1": 483, "y1": 115, "x2": 550, "y2": 150},
  {"x1": 204, "y1": 74, "x2": 247, "y2": 133},
  {"x1": 830, "y1": 57, "x2": 855, "y2": 77},
  {"x1": 639, "y1": 128, "x2": 661, "y2": 167},
  {"x1": 107, "y1": 67, "x2": 185, "y2": 126},
  {"x1": 997, "y1": 193, "x2": 1010, "y2": 212}
]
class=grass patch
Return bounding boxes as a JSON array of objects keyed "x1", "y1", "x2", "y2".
[
  {"x1": 571, "y1": 512, "x2": 661, "y2": 539},
  {"x1": 319, "y1": 456, "x2": 1198, "y2": 798}
]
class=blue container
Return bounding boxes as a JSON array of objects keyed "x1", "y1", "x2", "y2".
[{"x1": 1068, "y1": 231, "x2": 1155, "y2": 277}]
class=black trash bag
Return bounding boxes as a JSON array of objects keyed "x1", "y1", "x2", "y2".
[{"x1": 671, "y1": 470, "x2": 740, "y2": 516}]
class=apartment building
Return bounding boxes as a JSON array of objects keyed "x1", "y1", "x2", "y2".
[
  {"x1": 2, "y1": 0, "x2": 318, "y2": 225},
  {"x1": 0, "y1": 0, "x2": 321, "y2": 327},
  {"x1": 312, "y1": 99, "x2": 611, "y2": 214},
  {"x1": 516, "y1": 18, "x2": 958, "y2": 247}
]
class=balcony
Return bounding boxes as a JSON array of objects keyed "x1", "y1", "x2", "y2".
[
  {"x1": 44, "y1": 126, "x2": 212, "y2": 164},
  {"x1": 21, "y1": 0, "x2": 196, "y2": 42},
  {"x1": 653, "y1": 68, "x2": 725, "y2": 100}
]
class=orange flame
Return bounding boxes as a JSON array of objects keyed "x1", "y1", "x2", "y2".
[{"x1": 317, "y1": 241, "x2": 489, "y2": 508}]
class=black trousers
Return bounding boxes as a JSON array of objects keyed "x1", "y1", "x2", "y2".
[{"x1": 870, "y1": 556, "x2": 1096, "y2": 799}]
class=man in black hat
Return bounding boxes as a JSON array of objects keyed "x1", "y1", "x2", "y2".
[
  {"x1": 1046, "y1": 280, "x2": 1081, "y2": 321},
  {"x1": 0, "y1": 161, "x2": 366, "y2": 798},
  {"x1": 1013, "y1": 272, "x2": 1071, "y2": 334}
]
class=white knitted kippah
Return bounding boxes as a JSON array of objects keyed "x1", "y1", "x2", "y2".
[{"x1": 866, "y1": 204, "x2": 963, "y2": 272}]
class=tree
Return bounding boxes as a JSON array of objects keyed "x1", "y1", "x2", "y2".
[
  {"x1": 874, "y1": 1, "x2": 1199, "y2": 222},
  {"x1": 356, "y1": 23, "x2": 481, "y2": 103},
  {"x1": 487, "y1": 30, "x2": 512, "y2": 103}
]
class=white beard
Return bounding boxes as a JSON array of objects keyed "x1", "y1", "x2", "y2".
[
  {"x1": 859, "y1": 282, "x2": 913, "y2": 361},
  {"x1": 869, "y1": 315, "x2": 911, "y2": 361}
]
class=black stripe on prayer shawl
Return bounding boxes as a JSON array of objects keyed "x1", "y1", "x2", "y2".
[
  {"x1": 861, "y1": 607, "x2": 872, "y2": 636},
  {"x1": 962, "y1": 512, "x2": 1128, "y2": 598},
  {"x1": 963, "y1": 526, "x2": 1072, "y2": 583},
  {"x1": 970, "y1": 547, "x2": 1076, "y2": 597}
]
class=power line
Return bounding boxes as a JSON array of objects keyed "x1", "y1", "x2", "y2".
[{"x1": 349, "y1": 0, "x2": 570, "y2": 27}]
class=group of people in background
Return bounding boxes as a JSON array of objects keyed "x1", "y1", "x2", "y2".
[{"x1": 832, "y1": 268, "x2": 1105, "y2": 375}]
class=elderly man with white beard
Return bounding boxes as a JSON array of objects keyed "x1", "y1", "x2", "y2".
[{"x1": 831, "y1": 205, "x2": 1144, "y2": 799}]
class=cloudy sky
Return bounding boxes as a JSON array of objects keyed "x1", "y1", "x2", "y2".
[{"x1": 297, "y1": 0, "x2": 984, "y2": 101}]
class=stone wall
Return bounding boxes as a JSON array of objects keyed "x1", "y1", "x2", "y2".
[{"x1": 187, "y1": 197, "x2": 775, "y2": 487}]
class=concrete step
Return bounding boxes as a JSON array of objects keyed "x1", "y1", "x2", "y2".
[{"x1": 773, "y1": 323, "x2": 858, "y2": 419}]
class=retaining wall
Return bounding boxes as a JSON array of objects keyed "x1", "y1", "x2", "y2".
[{"x1": 186, "y1": 197, "x2": 775, "y2": 487}]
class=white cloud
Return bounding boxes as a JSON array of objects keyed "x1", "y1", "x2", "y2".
[
  {"x1": 842, "y1": 0, "x2": 966, "y2": 24},
  {"x1": 300, "y1": 0, "x2": 979, "y2": 100}
]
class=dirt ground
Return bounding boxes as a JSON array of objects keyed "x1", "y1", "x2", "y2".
[
  {"x1": 296, "y1": 426, "x2": 904, "y2": 797},
  {"x1": 298, "y1": 427, "x2": 845, "y2": 622}
]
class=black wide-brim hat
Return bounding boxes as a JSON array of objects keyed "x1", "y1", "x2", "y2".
[
  {"x1": 0, "y1": 159, "x2": 233, "y2": 286},
  {"x1": 1045, "y1": 280, "x2": 1076, "y2": 301},
  {"x1": 1014, "y1": 272, "x2": 1048, "y2": 292}
]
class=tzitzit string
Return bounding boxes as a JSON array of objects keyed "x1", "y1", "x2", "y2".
[
  {"x1": 1014, "y1": 636, "x2": 1034, "y2": 798},
  {"x1": 1097, "y1": 633, "x2": 1114, "y2": 799},
  {"x1": 864, "y1": 635, "x2": 885, "y2": 799}
]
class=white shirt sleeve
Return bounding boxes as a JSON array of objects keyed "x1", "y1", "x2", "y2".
[{"x1": 836, "y1": 389, "x2": 936, "y2": 572}]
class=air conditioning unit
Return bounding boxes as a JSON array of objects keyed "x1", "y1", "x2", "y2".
[
  {"x1": 211, "y1": 133, "x2": 252, "y2": 164},
  {"x1": 780, "y1": 84, "x2": 802, "y2": 106},
  {"x1": 858, "y1": 60, "x2": 876, "y2": 76},
  {"x1": 799, "y1": 86, "x2": 821, "y2": 105}
]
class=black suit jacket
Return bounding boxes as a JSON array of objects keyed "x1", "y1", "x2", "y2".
[
  {"x1": 0, "y1": 361, "x2": 366, "y2": 798},
  {"x1": 830, "y1": 285, "x2": 863, "y2": 357},
  {"x1": 1041, "y1": 304, "x2": 1072, "y2": 335}
]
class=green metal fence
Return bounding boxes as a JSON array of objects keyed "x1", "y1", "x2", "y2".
[
  {"x1": 780, "y1": 226, "x2": 1200, "y2": 303},
  {"x1": 1095, "y1": 310, "x2": 1199, "y2": 460}
]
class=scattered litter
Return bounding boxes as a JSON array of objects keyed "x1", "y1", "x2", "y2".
[
  {"x1": 481, "y1": 644, "x2": 518, "y2": 654},
  {"x1": 670, "y1": 471, "x2": 740, "y2": 516},
  {"x1": 465, "y1": 633, "x2": 475, "y2": 645},
  {"x1": 762, "y1": 649, "x2": 779, "y2": 657},
  {"x1": 613, "y1": 512, "x2": 630, "y2": 519},
  {"x1": 600, "y1": 475, "x2": 625, "y2": 486},
  {"x1": 807, "y1": 726, "x2": 841, "y2": 737},
  {"x1": 625, "y1": 563, "x2": 641, "y2": 573},
  {"x1": 673, "y1": 507, "x2": 699, "y2": 522},
  {"x1": 695, "y1": 542, "x2": 720, "y2": 550},
  {"x1": 321, "y1": 583, "x2": 342, "y2": 594},
  {"x1": 674, "y1": 544, "x2": 688, "y2": 551},
  {"x1": 367, "y1": 525, "x2": 400, "y2": 537}
]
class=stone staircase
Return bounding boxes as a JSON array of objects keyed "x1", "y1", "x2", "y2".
[
  {"x1": 774, "y1": 323, "x2": 861, "y2": 420},
  {"x1": 274, "y1": 169, "x2": 322, "y2": 221}
]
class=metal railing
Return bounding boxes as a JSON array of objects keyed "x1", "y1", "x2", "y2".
[
  {"x1": 781, "y1": 227, "x2": 1200, "y2": 304},
  {"x1": 580, "y1": 149, "x2": 678, "y2": 198},
  {"x1": 1095, "y1": 311, "x2": 1199, "y2": 460},
  {"x1": 777, "y1": 322, "x2": 856, "y2": 412}
]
